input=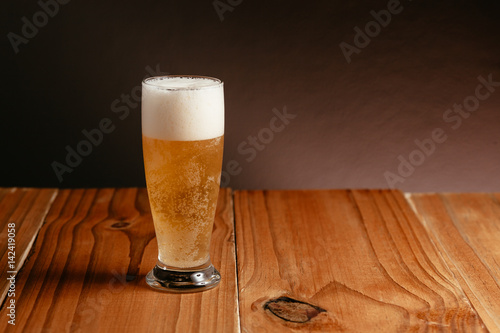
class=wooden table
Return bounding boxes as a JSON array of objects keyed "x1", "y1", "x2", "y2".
[{"x1": 1, "y1": 188, "x2": 499, "y2": 332}]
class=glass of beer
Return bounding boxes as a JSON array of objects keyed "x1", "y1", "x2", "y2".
[{"x1": 142, "y1": 75, "x2": 224, "y2": 292}]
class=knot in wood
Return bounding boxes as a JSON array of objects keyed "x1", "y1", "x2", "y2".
[
  {"x1": 111, "y1": 221, "x2": 130, "y2": 228},
  {"x1": 264, "y1": 296, "x2": 326, "y2": 323}
]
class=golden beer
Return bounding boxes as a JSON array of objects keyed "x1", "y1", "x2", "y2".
[
  {"x1": 142, "y1": 75, "x2": 224, "y2": 292},
  {"x1": 143, "y1": 135, "x2": 224, "y2": 268}
]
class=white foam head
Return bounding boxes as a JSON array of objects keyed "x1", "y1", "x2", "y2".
[{"x1": 142, "y1": 76, "x2": 224, "y2": 141}]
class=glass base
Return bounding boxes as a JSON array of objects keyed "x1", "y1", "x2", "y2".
[{"x1": 146, "y1": 263, "x2": 221, "y2": 293}]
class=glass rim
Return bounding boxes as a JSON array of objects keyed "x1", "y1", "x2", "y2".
[{"x1": 142, "y1": 75, "x2": 223, "y2": 91}]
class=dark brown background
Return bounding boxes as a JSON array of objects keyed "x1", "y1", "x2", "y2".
[{"x1": 2, "y1": 0, "x2": 500, "y2": 191}]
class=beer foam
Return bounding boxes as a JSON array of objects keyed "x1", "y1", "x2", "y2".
[{"x1": 142, "y1": 76, "x2": 224, "y2": 141}]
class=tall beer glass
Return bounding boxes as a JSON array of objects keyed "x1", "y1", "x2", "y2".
[{"x1": 142, "y1": 75, "x2": 224, "y2": 292}]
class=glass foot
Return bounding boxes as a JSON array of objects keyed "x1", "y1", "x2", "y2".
[{"x1": 146, "y1": 264, "x2": 221, "y2": 293}]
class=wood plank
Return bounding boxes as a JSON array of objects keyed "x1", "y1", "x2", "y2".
[
  {"x1": 407, "y1": 193, "x2": 500, "y2": 333},
  {"x1": 234, "y1": 190, "x2": 487, "y2": 332},
  {"x1": 0, "y1": 188, "x2": 58, "y2": 304},
  {"x1": 0, "y1": 188, "x2": 238, "y2": 333}
]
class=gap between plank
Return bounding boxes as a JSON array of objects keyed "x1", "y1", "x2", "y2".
[{"x1": 0, "y1": 188, "x2": 59, "y2": 309}]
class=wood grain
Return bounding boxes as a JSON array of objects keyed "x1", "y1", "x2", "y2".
[
  {"x1": 408, "y1": 193, "x2": 500, "y2": 333},
  {"x1": 0, "y1": 188, "x2": 57, "y2": 304},
  {"x1": 234, "y1": 190, "x2": 487, "y2": 332},
  {"x1": 0, "y1": 188, "x2": 238, "y2": 333}
]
